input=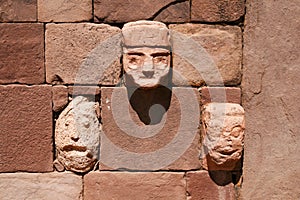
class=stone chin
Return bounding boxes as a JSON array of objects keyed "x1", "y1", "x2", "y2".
[
  {"x1": 124, "y1": 71, "x2": 170, "y2": 89},
  {"x1": 209, "y1": 148, "x2": 242, "y2": 166}
]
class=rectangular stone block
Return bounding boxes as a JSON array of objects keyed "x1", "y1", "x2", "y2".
[
  {"x1": 191, "y1": 0, "x2": 245, "y2": 22},
  {"x1": 0, "y1": 23, "x2": 44, "y2": 84},
  {"x1": 100, "y1": 87, "x2": 201, "y2": 171},
  {"x1": 170, "y1": 24, "x2": 242, "y2": 86},
  {"x1": 38, "y1": 0, "x2": 92, "y2": 22},
  {"x1": 200, "y1": 87, "x2": 241, "y2": 105},
  {"x1": 0, "y1": 85, "x2": 53, "y2": 172},
  {"x1": 94, "y1": 0, "x2": 188, "y2": 23},
  {"x1": 68, "y1": 86, "x2": 101, "y2": 96},
  {"x1": 52, "y1": 85, "x2": 69, "y2": 112},
  {"x1": 0, "y1": 0, "x2": 37, "y2": 22},
  {"x1": 46, "y1": 23, "x2": 121, "y2": 85},
  {"x1": 84, "y1": 172, "x2": 186, "y2": 200},
  {"x1": 186, "y1": 171, "x2": 235, "y2": 200},
  {"x1": 154, "y1": 1, "x2": 190, "y2": 23},
  {"x1": 0, "y1": 172, "x2": 82, "y2": 200}
]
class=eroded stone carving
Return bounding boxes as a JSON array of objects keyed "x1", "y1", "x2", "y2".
[
  {"x1": 201, "y1": 103, "x2": 245, "y2": 170},
  {"x1": 55, "y1": 96, "x2": 100, "y2": 173},
  {"x1": 122, "y1": 21, "x2": 171, "y2": 89}
]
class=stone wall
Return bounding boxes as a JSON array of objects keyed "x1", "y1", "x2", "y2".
[{"x1": 0, "y1": 0, "x2": 299, "y2": 199}]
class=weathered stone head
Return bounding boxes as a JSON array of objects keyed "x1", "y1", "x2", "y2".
[
  {"x1": 202, "y1": 103, "x2": 245, "y2": 169},
  {"x1": 122, "y1": 20, "x2": 171, "y2": 89},
  {"x1": 55, "y1": 96, "x2": 100, "y2": 173}
]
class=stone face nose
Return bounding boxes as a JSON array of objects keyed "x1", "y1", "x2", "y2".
[{"x1": 142, "y1": 69, "x2": 154, "y2": 78}]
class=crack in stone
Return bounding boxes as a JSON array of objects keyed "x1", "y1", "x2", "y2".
[{"x1": 149, "y1": 0, "x2": 188, "y2": 20}]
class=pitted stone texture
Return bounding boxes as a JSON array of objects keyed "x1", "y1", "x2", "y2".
[
  {"x1": 0, "y1": 23, "x2": 44, "y2": 84},
  {"x1": 100, "y1": 87, "x2": 201, "y2": 171},
  {"x1": 201, "y1": 103, "x2": 245, "y2": 171},
  {"x1": 191, "y1": 0, "x2": 245, "y2": 22},
  {"x1": 187, "y1": 171, "x2": 235, "y2": 200},
  {"x1": 84, "y1": 172, "x2": 186, "y2": 200},
  {"x1": 55, "y1": 96, "x2": 100, "y2": 173},
  {"x1": 94, "y1": 0, "x2": 188, "y2": 23},
  {"x1": 154, "y1": 1, "x2": 190, "y2": 23},
  {"x1": 46, "y1": 23, "x2": 121, "y2": 85},
  {"x1": 170, "y1": 24, "x2": 242, "y2": 86},
  {"x1": 0, "y1": 172, "x2": 82, "y2": 200},
  {"x1": 0, "y1": 85, "x2": 53, "y2": 172},
  {"x1": 38, "y1": 0, "x2": 92, "y2": 22},
  {"x1": 200, "y1": 87, "x2": 241, "y2": 105},
  {"x1": 0, "y1": 0, "x2": 36, "y2": 22},
  {"x1": 242, "y1": 0, "x2": 300, "y2": 199},
  {"x1": 52, "y1": 85, "x2": 68, "y2": 112}
]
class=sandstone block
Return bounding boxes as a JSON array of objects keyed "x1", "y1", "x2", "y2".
[
  {"x1": 0, "y1": 172, "x2": 82, "y2": 200},
  {"x1": 84, "y1": 172, "x2": 186, "y2": 200},
  {"x1": 170, "y1": 24, "x2": 242, "y2": 86},
  {"x1": 45, "y1": 23, "x2": 121, "y2": 85},
  {"x1": 0, "y1": 23, "x2": 44, "y2": 84},
  {"x1": 191, "y1": 0, "x2": 245, "y2": 22},
  {"x1": 68, "y1": 86, "x2": 101, "y2": 96},
  {"x1": 200, "y1": 87, "x2": 241, "y2": 105},
  {"x1": 0, "y1": 85, "x2": 53, "y2": 172},
  {"x1": 0, "y1": 0, "x2": 36, "y2": 22},
  {"x1": 38, "y1": 0, "x2": 92, "y2": 22},
  {"x1": 94, "y1": 0, "x2": 188, "y2": 23},
  {"x1": 52, "y1": 85, "x2": 68, "y2": 112},
  {"x1": 154, "y1": 1, "x2": 190, "y2": 23},
  {"x1": 100, "y1": 87, "x2": 201, "y2": 171},
  {"x1": 186, "y1": 171, "x2": 235, "y2": 200}
]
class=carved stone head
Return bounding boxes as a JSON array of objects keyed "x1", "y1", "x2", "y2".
[
  {"x1": 202, "y1": 103, "x2": 245, "y2": 167},
  {"x1": 55, "y1": 96, "x2": 100, "y2": 173},
  {"x1": 122, "y1": 21, "x2": 171, "y2": 89}
]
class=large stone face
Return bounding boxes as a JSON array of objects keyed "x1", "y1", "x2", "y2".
[
  {"x1": 0, "y1": 23, "x2": 44, "y2": 84},
  {"x1": 38, "y1": 0, "x2": 92, "y2": 22},
  {"x1": 191, "y1": 0, "x2": 245, "y2": 22},
  {"x1": 84, "y1": 172, "x2": 186, "y2": 200},
  {"x1": 169, "y1": 24, "x2": 242, "y2": 86},
  {"x1": 242, "y1": 0, "x2": 300, "y2": 199},
  {"x1": 45, "y1": 23, "x2": 121, "y2": 85},
  {"x1": 0, "y1": 172, "x2": 82, "y2": 200},
  {"x1": 0, "y1": 0, "x2": 37, "y2": 22},
  {"x1": 0, "y1": 85, "x2": 53, "y2": 172}
]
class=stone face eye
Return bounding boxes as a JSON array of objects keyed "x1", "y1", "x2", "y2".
[{"x1": 127, "y1": 55, "x2": 143, "y2": 70}]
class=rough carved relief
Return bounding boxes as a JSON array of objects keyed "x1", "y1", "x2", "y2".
[{"x1": 54, "y1": 96, "x2": 100, "y2": 173}]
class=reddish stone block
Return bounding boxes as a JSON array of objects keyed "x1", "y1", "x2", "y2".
[
  {"x1": 84, "y1": 172, "x2": 186, "y2": 200},
  {"x1": 191, "y1": 0, "x2": 245, "y2": 22},
  {"x1": 0, "y1": 0, "x2": 37, "y2": 22},
  {"x1": 100, "y1": 87, "x2": 201, "y2": 171},
  {"x1": 52, "y1": 85, "x2": 68, "y2": 112},
  {"x1": 154, "y1": 1, "x2": 190, "y2": 23},
  {"x1": 186, "y1": 171, "x2": 235, "y2": 200},
  {"x1": 0, "y1": 85, "x2": 53, "y2": 172},
  {"x1": 200, "y1": 87, "x2": 241, "y2": 105},
  {"x1": 0, "y1": 23, "x2": 44, "y2": 84},
  {"x1": 68, "y1": 86, "x2": 101, "y2": 96}
]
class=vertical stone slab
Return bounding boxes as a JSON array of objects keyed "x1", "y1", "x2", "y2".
[
  {"x1": 0, "y1": 85, "x2": 53, "y2": 172},
  {"x1": 0, "y1": 172, "x2": 82, "y2": 200},
  {"x1": 0, "y1": 23, "x2": 44, "y2": 84},
  {"x1": 242, "y1": 0, "x2": 300, "y2": 199},
  {"x1": 0, "y1": 0, "x2": 37, "y2": 22}
]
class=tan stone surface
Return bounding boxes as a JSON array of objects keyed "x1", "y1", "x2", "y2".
[
  {"x1": 0, "y1": 85, "x2": 53, "y2": 172},
  {"x1": 170, "y1": 24, "x2": 242, "y2": 86},
  {"x1": 46, "y1": 23, "x2": 121, "y2": 85},
  {"x1": 0, "y1": 23, "x2": 44, "y2": 84},
  {"x1": 191, "y1": 0, "x2": 245, "y2": 22},
  {"x1": 94, "y1": 0, "x2": 188, "y2": 23},
  {"x1": 52, "y1": 85, "x2": 68, "y2": 112},
  {"x1": 154, "y1": 1, "x2": 190, "y2": 23},
  {"x1": 100, "y1": 87, "x2": 201, "y2": 171},
  {"x1": 0, "y1": 172, "x2": 82, "y2": 200},
  {"x1": 242, "y1": 0, "x2": 300, "y2": 199},
  {"x1": 84, "y1": 172, "x2": 186, "y2": 200},
  {"x1": 38, "y1": 0, "x2": 92, "y2": 22},
  {"x1": 200, "y1": 87, "x2": 241, "y2": 105},
  {"x1": 186, "y1": 171, "x2": 235, "y2": 200},
  {"x1": 0, "y1": 0, "x2": 36, "y2": 22},
  {"x1": 55, "y1": 96, "x2": 100, "y2": 173}
]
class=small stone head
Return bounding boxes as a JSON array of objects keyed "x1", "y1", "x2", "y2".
[
  {"x1": 122, "y1": 21, "x2": 171, "y2": 89},
  {"x1": 202, "y1": 103, "x2": 245, "y2": 166},
  {"x1": 55, "y1": 96, "x2": 100, "y2": 173}
]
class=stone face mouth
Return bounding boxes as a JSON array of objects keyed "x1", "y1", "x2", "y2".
[{"x1": 62, "y1": 145, "x2": 87, "y2": 152}]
